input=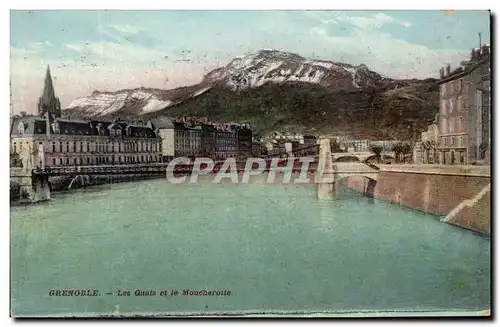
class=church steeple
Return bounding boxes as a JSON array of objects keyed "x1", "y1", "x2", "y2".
[{"x1": 38, "y1": 65, "x2": 61, "y2": 119}]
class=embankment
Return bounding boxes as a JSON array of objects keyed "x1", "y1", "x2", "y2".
[
  {"x1": 49, "y1": 174, "x2": 164, "y2": 192},
  {"x1": 347, "y1": 164, "x2": 491, "y2": 235}
]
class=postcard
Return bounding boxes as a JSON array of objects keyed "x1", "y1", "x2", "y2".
[{"x1": 9, "y1": 9, "x2": 491, "y2": 318}]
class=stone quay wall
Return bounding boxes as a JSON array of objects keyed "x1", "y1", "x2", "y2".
[{"x1": 347, "y1": 164, "x2": 491, "y2": 235}]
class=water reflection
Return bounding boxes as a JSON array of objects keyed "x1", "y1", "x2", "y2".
[{"x1": 10, "y1": 179, "x2": 490, "y2": 316}]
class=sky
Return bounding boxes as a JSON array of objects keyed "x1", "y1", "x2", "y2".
[{"x1": 10, "y1": 10, "x2": 491, "y2": 114}]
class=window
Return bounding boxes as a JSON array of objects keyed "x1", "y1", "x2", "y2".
[
  {"x1": 451, "y1": 137, "x2": 455, "y2": 145},
  {"x1": 17, "y1": 121, "x2": 24, "y2": 135},
  {"x1": 60, "y1": 142, "x2": 63, "y2": 152},
  {"x1": 66, "y1": 142, "x2": 69, "y2": 152},
  {"x1": 73, "y1": 142, "x2": 76, "y2": 152},
  {"x1": 459, "y1": 136, "x2": 464, "y2": 147},
  {"x1": 449, "y1": 98, "x2": 455, "y2": 114},
  {"x1": 459, "y1": 79, "x2": 463, "y2": 92},
  {"x1": 52, "y1": 142, "x2": 56, "y2": 152},
  {"x1": 13, "y1": 143, "x2": 17, "y2": 153},
  {"x1": 87, "y1": 142, "x2": 90, "y2": 152},
  {"x1": 66, "y1": 157, "x2": 69, "y2": 165},
  {"x1": 87, "y1": 157, "x2": 90, "y2": 164},
  {"x1": 458, "y1": 117, "x2": 463, "y2": 132},
  {"x1": 52, "y1": 158, "x2": 56, "y2": 166},
  {"x1": 458, "y1": 95, "x2": 464, "y2": 111},
  {"x1": 476, "y1": 89, "x2": 483, "y2": 110},
  {"x1": 59, "y1": 158, "x2": 63, "y2": 165},
  {"x1": 80, "y1": 142, "x2": 83, "y2": 152},
  {"x1": 448, "y1": 119, "x2": 453, "y2": 134}
]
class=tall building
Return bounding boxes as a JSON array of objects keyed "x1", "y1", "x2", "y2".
[{"x1": 437, "y1": 44, "x2": 490, "y2": 165}]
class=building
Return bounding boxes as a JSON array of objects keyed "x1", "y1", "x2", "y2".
[
  {"x1": 214, "y1": 123, "x2": 237, "y2": 160},
  {"x1": 234, "y1": 124, "x2": 253, "y2": 159},
  {"x1": 153, "y1": 117, "x2": 175, "y2": 162},
  {"x1": 10, "y1": 66, "x2": 162, "y2": 168},
  {"x1": 156, "y1": 117, "x2": 252, "y2": 161},
  {"x1": 10, "y1": 117, "x2": 163, "y2": 167},
  {"x1": 252, "y1": 141, "x2": 263, "y2": 157},
  {"x1": 437, "y1": 44, "x2": 490, "y2": 165},
  {"x1": 173, "y1": 122, "x2": 202, "y2": 158},
  {"x1": 201, "y1": 124, "x2": 216, "y2": 158},
  {"x1": 267, "y1": 141, "x2": 287, "y2": 157}
]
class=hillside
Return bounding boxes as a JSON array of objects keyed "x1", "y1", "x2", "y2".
[
  {"x1": 144, "y1": 81, "x2": 438, "y2": 139},
  {"x1": 63, "y1": 49, "x2": 439, "y2": 139}
]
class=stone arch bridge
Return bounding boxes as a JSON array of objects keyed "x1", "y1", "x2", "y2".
[
  {"x1": 318, "y1": 141, "x2": 381, "y2": 199},
  {"x1": 331, "y1": 151, "x2": 396, "y2": 163}
]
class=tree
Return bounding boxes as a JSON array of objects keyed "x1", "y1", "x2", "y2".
[
  {"x1": 401, "y1": 143, "x2": 413, "y2": 163},
  {"x1": 370, "y1": 145, "x2": 383, "y2": 163},
  {"x1": 422, "y1": 140, "x2": 438, "y2": 164},
  {"x1": 330, "y1": 140, "x2": 343, "y2": 153},
  {"x1": 392, "y1": 143, "x2": 402, "y2": 163}
]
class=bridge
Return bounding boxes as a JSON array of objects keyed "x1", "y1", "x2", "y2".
[
  {"x1": 10, "y1": 157, "x2": 321, "y2": 203},
  {"x1": 318, "y1": 139, "x2": 380, "y2": 199},
  {"x1": 331, "y1": 151, "x2": 395, "y2": 163},
  {"x1": 10, "y1": 140, "x2": 381, "y2": 203}
]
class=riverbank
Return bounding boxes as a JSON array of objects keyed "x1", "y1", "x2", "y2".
[
  {"x1": 49, "y1": 174, "x2": 165, "y2": 192},
  {"x1": 10, "y1": 174, "x2": 165, "y2": 205},
  {"x1": 347, "y1": 164, "x2": 491, "y2": 235}
]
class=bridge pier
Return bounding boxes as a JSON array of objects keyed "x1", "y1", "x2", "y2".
[
  {"x1": 12, "y1": 172, "x2": 51, "y2": 203},
  {"x1": 317, "y1": 138, "x2": 335, "y2": 199}
]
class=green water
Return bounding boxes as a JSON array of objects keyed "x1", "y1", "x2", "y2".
[{"x1": 11, "y1": 179, "x2": 491, "y2": 316}]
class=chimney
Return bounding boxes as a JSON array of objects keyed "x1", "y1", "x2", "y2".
[
  {"x1": 446, "y1": 64, "x2": 451, "y2": 75},
  {"x1": 439, "y1": 68, "x2": 445, "y2": 78}
]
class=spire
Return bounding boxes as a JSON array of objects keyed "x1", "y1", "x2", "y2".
[
  {"x1": 38, "y1": 64, "x2": 61, "y2": 118},
  {"x1": 41, "y1": 65, "x2": 55, "y2": 105}
]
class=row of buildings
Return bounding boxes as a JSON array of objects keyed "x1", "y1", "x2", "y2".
[
  {"x1": 10, "y1": 66, "x2": 255, "y2": 169},
  {"x1": 415, "y1": 43, "x2": 491, "y2": 165},
  {"x1": 260, "y1": 132, "x2": 318, "y2": 157},
  {"x1": 154, "y1": 116, "x2": 253, "y2": 161}
]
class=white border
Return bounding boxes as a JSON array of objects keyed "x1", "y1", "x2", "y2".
[{"x1": 3, "y1": 1, "x2": 497, "y2": 326}]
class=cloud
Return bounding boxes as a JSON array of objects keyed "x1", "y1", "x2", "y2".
[
  {"x1": 109, "y1": 24, "x2": 140, "y2": 35},
  {"x1": 64, "y1": 41, "x2": 167, "y2": 64},
  {"x1": 10, "y1": 41, "x2": 50, "y2": 56},
  {"x1": 310, "y1": 11, "x2": 412, "y2": 30},
  {"x1": 309, "y1": 26, "x2": 468, "y2": 79},
  {"x1": 339, "y1": 13, "x2": 412, "y2": 30},
  {"x1": 10, "y1": 44, "x2": 211, "y2": 114},
  {"x1": 65, "y1": 44, "x2": 83, "y2": 52}
]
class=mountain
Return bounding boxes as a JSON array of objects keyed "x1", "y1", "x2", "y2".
[{"x1": 63, "y1": 50, "x2": 439, "y2": 139}]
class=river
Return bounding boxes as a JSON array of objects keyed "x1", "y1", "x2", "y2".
[{"x1": 10, "y1": 178, "x2": 491, "y2": 317}]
